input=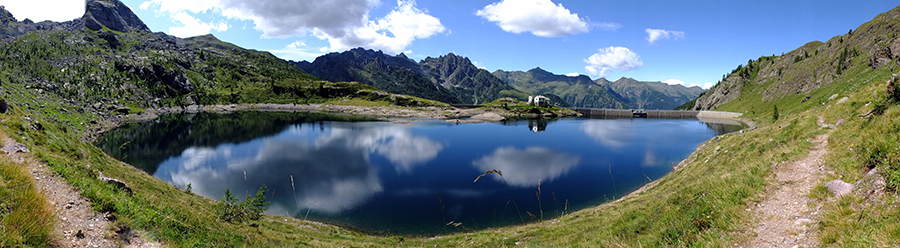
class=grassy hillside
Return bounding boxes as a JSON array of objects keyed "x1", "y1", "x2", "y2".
[
  {"x1": 689, "y1": 4, "x2": 900, "y2": 246},
  {"x1": 602, "y1": 77, "x2": 705, "y2": 110}
]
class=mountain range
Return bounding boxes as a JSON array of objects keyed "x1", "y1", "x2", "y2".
[
  {"x1": 0, "y1": 0, "x2": 456, "y2": 124},
  {"x1": 296, "y1": 49, "x2": 704, "y2": 109}
]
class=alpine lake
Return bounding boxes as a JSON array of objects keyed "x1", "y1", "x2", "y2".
[{"x1": 96, "y1": 111, "x2": 743, "y2": 236}]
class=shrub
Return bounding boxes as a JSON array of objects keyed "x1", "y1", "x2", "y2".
[{"x1": 216, "y1": 185, "x2": 270, "y2": 223}]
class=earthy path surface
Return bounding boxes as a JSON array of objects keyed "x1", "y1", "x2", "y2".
[
  {"x1": 2, "y1": 134, "x2": 160, "y2": 248},
  {"x1": 738, "y1": 130, "x2": 829, "y2": 247}
]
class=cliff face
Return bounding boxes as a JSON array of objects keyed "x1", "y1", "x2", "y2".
[
  {"x1": 82, "y1": 0, "x2": 149, "y2": 32},
  {"x1": 294, "y1": 48, "x2": 462, "y2": 104},
  {"x1": 419, "y1": 53, "x2": 515, "y2": 104},
  {"x1": 296, "y1": 49, "x2": 530, "y2": 105},
  {"x1": 691, "y1": 5, "x2": 900, "y2": 111},
  {"x1": 691, "y1": 74, "x2": 744, "y2": 110}
]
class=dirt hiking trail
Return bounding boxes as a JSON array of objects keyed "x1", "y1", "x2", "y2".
[
  {"x1": 738, "y1": 122, "x2": 830, "y2": 247},
  {"x1": 2, "y1": 132, "x2": 161, "y2": 248}
]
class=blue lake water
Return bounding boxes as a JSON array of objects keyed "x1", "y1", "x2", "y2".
[{"x1": 96, "y1": 111, "x2": 741, "y2": 236}]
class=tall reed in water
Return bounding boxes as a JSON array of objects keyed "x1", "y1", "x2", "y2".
[
  {"x1": 609, "y1": 165, "x2": 618, "y2": 199},
  {"x1": 536, "y1": 179, "x2": 543, "y2": 221},
  {"x1": 435, "y1": 193, "x2": 446, "y2": 224},
  {"x1": 475, "y1": 169, "x2": 524, "y2": 223}
]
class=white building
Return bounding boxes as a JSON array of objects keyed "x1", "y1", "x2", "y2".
[{"x1": 528, "y1": 95, "x2": 550, "y2": 107}]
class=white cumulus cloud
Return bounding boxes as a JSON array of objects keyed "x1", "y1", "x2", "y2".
[
  {"x1": 646, "y1": 28, "x2": 685, "y2": 44},
  {"x1": 269, "y1": 42, "x2": 325, "y2": 62},
  {"x1": 168, "y1": 11, "x2": 229, "y2": 38},
  {"x1": 584, "y1": 46, "x2": 643, "y2": 78},
  {"x1": 473, "y1": 61, "x2": 488, "y2": 70},
  {"x1": 566, "y1": 72, "x2": 580, "y2": 77},
  {"x1": 595, "y1": 22, "x2": 622, "y2": 31},
  {"x1": 0, "y1": 0, "x2": 84, "y2": 22},
  {"x1": 476, "y1": 0, "x2": 589, "y2": 37},
  {"x1": 140, "y1": 0, "x2": 444, "y2": 54},
  {"x1": 664, "y1": 79, "x2": 714, "y2": 89},
  {"x1": 663, "y1": 79, "x2": 685, "y2": 86}
]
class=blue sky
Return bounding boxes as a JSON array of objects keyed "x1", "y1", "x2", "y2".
[{"x1": 1, "y1": 0, "x2": 898, "y2": 88}]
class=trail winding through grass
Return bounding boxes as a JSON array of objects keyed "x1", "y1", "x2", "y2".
[
  {"x1": 739, "y1": 119, "x2": 830, "y2": 248},
  {"x1": 1, "y1": 132, "x2": 160, "y2": 248}
]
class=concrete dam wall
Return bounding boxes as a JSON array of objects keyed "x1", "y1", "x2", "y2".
[{"x1": 572, "y1": 108, "x2": 743, "y2": 120}]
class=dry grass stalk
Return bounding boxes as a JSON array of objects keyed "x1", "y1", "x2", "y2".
[{"x1": 474, "y1": 169, "x2": 524, "y2": 223}]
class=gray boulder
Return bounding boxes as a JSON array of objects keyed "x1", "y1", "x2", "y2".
[{"x1": 825, "y1": 180, "x2": 854, "y2": 197}]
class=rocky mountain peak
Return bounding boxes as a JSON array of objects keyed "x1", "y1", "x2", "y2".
[
  {"x1": 0, "y1": 6, "x2": 17, "y2": 24},
  {"x1": 527, "y1": 67, "x2": 549, "y2": 74},
  {"x1": 83, "y1": 0, "x2": 149, "y2": 32}
]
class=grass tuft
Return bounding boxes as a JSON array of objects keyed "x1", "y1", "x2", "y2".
[{"x1": 0, "y1": 152, "x2": 55, "y2": 247}]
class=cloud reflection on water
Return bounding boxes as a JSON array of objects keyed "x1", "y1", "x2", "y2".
[
  {"x1": 157, "y1": 123, "x2": 443, "y2": 215},
  {"x1": 323, "y1": 125, "x2": 444, "y2": 173},
  {"x1": 578, "y1": 119, "x2": 636, "y2": 148},
  {"x1": 472, "y1": 147, "x2": 580, "y2": 187}
]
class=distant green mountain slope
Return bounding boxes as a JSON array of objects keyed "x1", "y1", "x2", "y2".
[
  {"x1": 493, "y1": 68, "x2": 631, "y2": 109},
  {"x1": 598, "y1": 77, "x2": 705, "y2": 110},
  {"x1": 494, "y1": 68, "x2": 704, "y2": 109},
  {"x1": 294, "y1": 48, "x2": 461, "y2": 104}
]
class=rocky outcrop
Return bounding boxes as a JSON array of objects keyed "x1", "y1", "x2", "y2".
[
  {"x1": 471, "y1": 112, "x2": 506, "y2": 122},
  {"x1": 871, "y1": 38, "x2": 900, "y2": 69},
  {"x1": 691, "y1": 76, "x2": 743, "y2": 110},
  {"x1": 294, "y1": 48, "x2": 461, "y2": 104},
  {"x1": 82, "y1": 0, "x2": 149, "y2": 32},
  {"x1": 114, "y1": 62, "x2": 194, "y2": 94},
  {"x1": 420, "y1": 53, "x2": 516, "y2": 105},
  {"x1": 870, "y1": 46, "x2": 893, "y2": 69},
  {"x1": 0, "y1": 6, "x2": 16, "y2": 24}
]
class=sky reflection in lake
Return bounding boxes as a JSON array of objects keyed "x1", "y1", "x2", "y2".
[{"x1": 98, "y1": 112, "x2": 740, "y2": 235}]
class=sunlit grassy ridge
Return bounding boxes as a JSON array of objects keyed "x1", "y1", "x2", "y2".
[{"x1": 692, "y1": 5, "x2": 900, "y2": 246}]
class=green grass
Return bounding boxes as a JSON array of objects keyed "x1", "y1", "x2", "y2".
[
  {"x1": 701, "y1": 21, "x2": 900, "y2": 244},
  {"x1": 812, "y1": 73, "x2": 900, "y2": 246},
  {"x1": 0, "y1": 146, "x2": 55, "y2": 247}
]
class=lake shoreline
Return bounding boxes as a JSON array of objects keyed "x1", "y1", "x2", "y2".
[
  {"x1": 87, "y1": 103, "x2": 584, "y2": 141},
  {"x1": 91, "y1": 104, "x2": 747, "y2": 238}
]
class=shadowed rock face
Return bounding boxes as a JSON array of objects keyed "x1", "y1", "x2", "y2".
[
  {"x1": 82, "y1": 0, "x2": 149, "y2": 32},
  {"x1": 0, "y1": 6, "x2": 16, "y2": 24}
]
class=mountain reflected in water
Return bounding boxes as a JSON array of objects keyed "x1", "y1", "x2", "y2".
[{"x1": 98, "y1": 112, "x2": 741, "y2": 236}]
